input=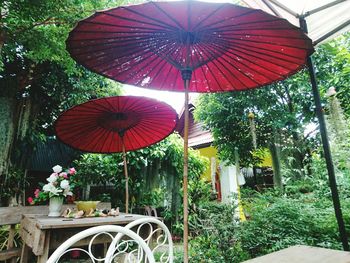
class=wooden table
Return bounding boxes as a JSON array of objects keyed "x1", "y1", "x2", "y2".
[
  {"x1": 20, "y1": 213, "x2": 153, "y2": 263},
  {"x1": 243, "y1": 245, "x2": 350, "y2": 263}
]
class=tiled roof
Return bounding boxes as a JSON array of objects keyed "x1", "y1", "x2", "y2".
[
  {"x1": 176, "y1": 104, "x2": 214, "y2": 149},
  {"x1": 27, "y1": 137, "x2": 80, "y2": 172}
]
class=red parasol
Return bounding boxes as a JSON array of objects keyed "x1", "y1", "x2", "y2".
[
  {"x1": 66, "y1": 1, "x2": 314, "y2": 260},
  {"x1": 55, "y1": 96, "x2": 177, "y2": 213}
]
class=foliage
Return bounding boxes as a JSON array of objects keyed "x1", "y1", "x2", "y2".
[
  {"x1": 325, "y1": 91, "x2": 350, "y2": 174},
  {"x1": 188, "y1": 146, "x2": 350, "y2": 262},
  {"x1": 0, "y1": 0, "x2": 131, "y2": 193},
  {"x1": 313, "y1": 33, "x2": 350, "y2": 116},
  {"x1": 188, "y1": 202, "x2": 250, "y2": 263},
  {"x1": 73, "y1": 134, "x2": 208, "y2": 228},
  {"x1": 195, "y1": 33, "x2": 350, "y2": 183},
  {"x1": 0, "y1": 167, "x2": 27, "y2": 203},
  {"x1": 0, "y1": 225, "x2": 21, "y2": 252},
  {"x1": 195, "y1": 79, "x2": 314, "y2": 169},
  {"x1": 238, "y1": 189, "x2": 345, "y2": 258}
]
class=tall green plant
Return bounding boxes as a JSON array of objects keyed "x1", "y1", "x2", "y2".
[{"x1": 73, "y1": 134, "x2": 208, "y2": 226}]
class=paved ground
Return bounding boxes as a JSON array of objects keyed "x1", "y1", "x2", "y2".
[{"x1": 243, "y1": 245, "x2": 350, "y2": 263}]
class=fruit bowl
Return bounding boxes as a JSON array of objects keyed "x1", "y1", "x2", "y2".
[{"x1": 75, "y1": 201, "x2": 100, "y2": 213}]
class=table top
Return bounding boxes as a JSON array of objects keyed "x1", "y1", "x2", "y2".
[
  {"x1": 243, "y1": 245, "x2": 350, "y2": 263},
  {"x1": 22, "y1": 213, "x2": 154, "y2": 230}
]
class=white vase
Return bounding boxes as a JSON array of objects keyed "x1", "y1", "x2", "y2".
[{"x1": 48, "y1": 196, "x2": 64, "y2": 217}]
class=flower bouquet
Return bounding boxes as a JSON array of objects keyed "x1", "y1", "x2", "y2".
[{"x1": 29, "y1": 165, "x2": 77, "y2": 216}]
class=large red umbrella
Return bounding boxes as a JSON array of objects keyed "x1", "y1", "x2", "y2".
[
  {"x1": 55, "y1": 96, "x2": 177, "y2": 213},
  {"x1": 66, "y1": 1, "x2": 314, "y2": 260}
]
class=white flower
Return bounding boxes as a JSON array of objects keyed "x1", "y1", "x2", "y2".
[
  {"x1": 326, "y1": 86, "x2": 337, "y2": 97},
  {"x1": 52, "y1": 165, "x2": 62, "y2": 173},
  {"x1": 47, "y1": 173, "x2": 58, "y2": 183},
  {"x1": 63, "y1": 189, "x2": 73, "y2": 196},
  {"x1": 43, "y1": 183, "x2": 54, "y2": 192},
  {"x1": 60, "y1": 179, "x2": 70, "y2": 190},
  {"x1": 43, "y1": 183, "x2": 62, "y2": 195}
]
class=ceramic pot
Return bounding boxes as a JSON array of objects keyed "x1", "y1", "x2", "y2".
[{"x1": 48, "y1": 196, "x2": 64, "y2": 217}]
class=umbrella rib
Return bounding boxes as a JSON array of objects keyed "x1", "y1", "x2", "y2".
[
  {"x1": 125, "y1": 129, "x2": 144, "y2": 151},
  {"x1": 136, "y1": 121, "x2": 174, "y2": 140},
  {"x1": 98, "y1": 129, "x2": 115, "y2": 153},
  {"x1": 203, "y1": 18, "x2": 290, "y2": 31},
  {"x1": 69, "y1": 34, "x2": 168, "y2": 51},
  {"x1": 225, "y1": 39, "x2": 309, "y2": 61},
  {"x1": 108, "y1": 41, "x2": 183, "y2": 80},
  {"x1": 108, "y1": 132, "x2": 119, "y2": 153},
  {"x1": 64, "y1": 126, "x2": 106, "y2": 152},
  {"x1": 159, "y1": 61, "x2": 177, "y2": 91},
  {"x1": 227, "y1": 45, "x2": 300, "y2": 72},
  {"x1": 191, "y1": 44, "x2": 224, "y2": 91},
  {"x1": 69, "y1": 34, "x2": 173, "y2": 57},
  {"x1": 225, "y1": 47, "x2": 291, "y2": 76},
  {"x1": 150, "y1": 1, "x2": 185, "y2": 30},
  {"x1": 68, "y1": 33, "x2": 166, "y2": 42},
  {"x1": 108, "y1": 43, "x2": 179, "y2": 83},
  {"x1": 79, "y1": 20, "x2": 172, "y2": 32},
  {"x1": 57, "y1": 119, "x2": 101, "y2": 135},
  {"x1": 133, "y1": 49, "x2": 181, "y2": 87},
  {"x1": 141, "y1": 58, "x2": 171, "y2": 89},
  {"x1": 100, "y1": 10, "x2": 177, "y2": 31},
  {"x1": 222, "y1": 40, "x2": 308, "y2": 66},
  {"x1": 196, "y1": 42, "x2": 249, "y2": 89},
  {"x1": 209, "y1": 38, "x2": 301, "y2": 72},
  {"x1": 191, "y1": 3, "x2": 226, "y2": 31},
  {"x1": 200, "y1": 42, "x2": 260, "y2": 87},
  {"x1": 196, "y1": 9, "x2": 258, "y2": 31},
  {"x1": 59, "y1": 124, "x2": 102, "y2": 143},
  {"x1": 90, "y1": 39, "x2": 177, "y2": 75},
  {"x1": 88, "y1": 127, "x2": 113, "y2": 153},
  {"x1": 222, "y1": 31, "x2": 312, "y2": 40},
  {"x1": 220, "y1": 35, "x2": 311, "y2": 50},
  {"x1": 129, "y1": 125, "x2": 150, "y2": 145},
  {"x1": 220, "y1": 48, "x2": 283, "y2": 81}
]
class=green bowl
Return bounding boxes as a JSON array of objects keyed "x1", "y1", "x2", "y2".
[{"x1": 75, "y1": 201, "x2": 100, "y2": 213}]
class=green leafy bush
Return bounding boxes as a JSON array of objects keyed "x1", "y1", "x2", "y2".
[{"x1": 189, "y1": 202, "x2": 250, "y2": 263}]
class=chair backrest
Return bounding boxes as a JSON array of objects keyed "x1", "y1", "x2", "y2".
[
  {"x1": 47, "y1": 225, "x2": 156, "y2": 263},
  {"x1": 144, "y1": 206, "x2": 158, "y2": 217},
  {"x1": 110, "y1": 217, "x2": 174, "y2": 263}
]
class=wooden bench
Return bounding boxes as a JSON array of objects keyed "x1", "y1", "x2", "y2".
[{"x1": 0, "y1": 202, "x2": 111, "y2": 262}]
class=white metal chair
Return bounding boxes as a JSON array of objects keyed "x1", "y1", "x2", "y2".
[
  {"x1": 110, "y1": 218, "x2": 174, "y2": 263},
  {"x1": 47, "y1": 225, "x2": 156, "y2": 263}
]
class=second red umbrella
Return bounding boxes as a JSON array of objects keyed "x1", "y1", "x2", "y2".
[{"x1": 55, "y1": 96, "x2": 177, "y2": 213}]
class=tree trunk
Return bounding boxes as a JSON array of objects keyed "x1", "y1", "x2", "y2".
[
  {"x1": 290, "y1": 132, "x2": 305, "y2": 179},
  {"x1": 0, "y1": 98, "x2": 16, "y2": 200},
  {"x1": 0, "y1": 67, "x2": 36, "y2": 202},
  {"x1": 269, "y1": 135, "x2": 283, "y2": 190}
]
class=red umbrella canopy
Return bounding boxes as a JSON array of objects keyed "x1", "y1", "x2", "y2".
[
  {"x1": 55, "y1": 96, "x2": 178, "y2": 153},
  {"x1": 67, "y1": 1, "x2": 314, "y2": 92}
]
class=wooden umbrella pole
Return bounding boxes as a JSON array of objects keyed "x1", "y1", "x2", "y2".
[
  {"x1": 121, "y1": 138, "x2": 129, "y2": 214},
  {"x1": 183, "y1": 76, "x2": 190, "y2": 263}
]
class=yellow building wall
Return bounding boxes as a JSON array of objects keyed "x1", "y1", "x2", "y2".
[
  {"x1": 197, "y1": 146, "x2": 272, "y2": 221},
  {"x1": 198, "y1": 146, "x2": 218, "y2": 182},
  {"x1": 255, "y1": 148, "x2": 273, "y2": 167}
]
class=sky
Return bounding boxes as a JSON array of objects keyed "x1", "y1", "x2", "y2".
[{"x1": 122, "y1": 84, "x2": 198, "y2": 113}]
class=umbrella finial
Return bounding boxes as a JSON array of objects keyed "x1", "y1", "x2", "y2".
[
  {"x1": 181, "y1": 69, "x2": 192, "y2": 81},
  {"x1": 118, "y1": 130, "x2": 125, "y2": 138}
]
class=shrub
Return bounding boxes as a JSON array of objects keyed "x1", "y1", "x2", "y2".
[
  {"x1": 238, "y1": 192, "x2": 343, "y2": 258},
  {"x1": 189, "y1": 202, "x2": 250, "y2": 263}
]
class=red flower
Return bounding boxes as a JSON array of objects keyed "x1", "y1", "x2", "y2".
[{"x1": 27, "y1": 197, "x2": 34, "y2": 205}]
